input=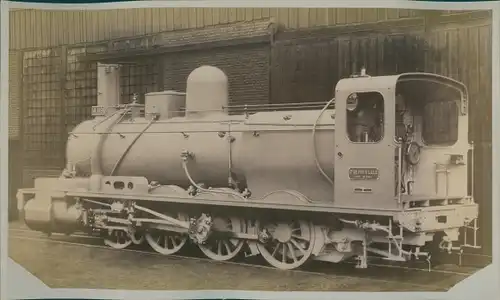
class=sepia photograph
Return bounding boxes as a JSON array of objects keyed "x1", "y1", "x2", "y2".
[{"x1": 5, "y1": 3, "x2": 495, "y2": 295}]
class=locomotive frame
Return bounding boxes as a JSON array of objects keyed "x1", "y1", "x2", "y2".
[{"x1": 16, "y1": 63, "x2": 480, "y2": 271}]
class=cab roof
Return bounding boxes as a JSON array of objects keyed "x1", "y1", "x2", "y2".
[
  {"x1": 335, "y1": 72, "x2": 468, "y2": 114},
  {"x1": 335, "y1": 72, "x2": 468, "y2": 100}
]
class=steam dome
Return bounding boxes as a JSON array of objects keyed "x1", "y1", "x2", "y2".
[{"x1": 186, "y1": 65, "x2": 229, "y2": 115}]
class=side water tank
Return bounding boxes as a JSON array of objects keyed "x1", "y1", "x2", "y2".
[{"x1": 186, "y1": 65, "x2": 229, "y2": 115}]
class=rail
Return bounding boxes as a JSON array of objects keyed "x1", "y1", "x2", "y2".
[
  {"x1": 223, "y1": 101, "x2": 334, "y2": 111},
  {"x1": 106, "y1": 101, "x2": 334, "y2": 113}
]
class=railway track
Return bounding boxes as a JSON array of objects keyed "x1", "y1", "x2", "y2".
[{"x1": 9, "y1": 227, "x2": 487, "y2": 290}]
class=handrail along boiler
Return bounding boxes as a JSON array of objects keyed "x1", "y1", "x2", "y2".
[{"x1": 16, "y1": 63, "x2": 480, "y2": 270}]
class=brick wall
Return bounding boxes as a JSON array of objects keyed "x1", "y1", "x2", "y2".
[{"x1": 161, "y1": 44, "x2": 270, "y2": 107}]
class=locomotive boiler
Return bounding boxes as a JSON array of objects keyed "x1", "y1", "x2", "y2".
[{"x1": 17, "y1": 63, "x2": 481, "y2": 270}]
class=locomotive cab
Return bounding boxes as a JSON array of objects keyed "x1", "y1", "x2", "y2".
[{"x1": 334, "y1": 72, "x2": 470, "y2": 211}]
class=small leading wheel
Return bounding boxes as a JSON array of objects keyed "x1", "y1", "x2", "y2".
[
  {"x1": 198, "y1": 216, "x2": 246, "y2": 261},
  {"x1": 104, "y1": 229, "x2": 133, "y2": 249},
  {"x1": 256, "y1": 220, "x2": 315, "y2": 270},
  {"x1": 145, "y1": 213, "x2": 189, "y2": 255}
]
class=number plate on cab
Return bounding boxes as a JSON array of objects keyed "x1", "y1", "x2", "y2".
[
  {"x1": 91, "y1": 106, "x2": 106, "y2": 116},
  {"x1": 349, "y1": 168, "x2": 379, "y2": 180}
]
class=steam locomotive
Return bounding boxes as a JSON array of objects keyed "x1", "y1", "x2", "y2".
[{"x1": 16, "y1": 63, "x2": 480, "y2": 270}]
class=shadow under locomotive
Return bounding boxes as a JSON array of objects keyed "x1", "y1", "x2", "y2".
[{"x1": 17, "y1": 63, "x2": 481, "y2": 271}]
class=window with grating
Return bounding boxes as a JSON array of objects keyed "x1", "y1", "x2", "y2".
[
  {"x1": 65, "y1": 46, "x2": 106, "y2": 133},
  {"x1": 9, "y1": 51, "x2": 21, "y2": 140},
  {"x1": 119, "y1": 61, "x2": 160, "y2": 104},
  {"x1": 22, "y1": 49, "x2": 64, "y2": 167}
]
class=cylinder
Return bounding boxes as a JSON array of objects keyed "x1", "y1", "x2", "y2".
[
  {"x1": 66, "y1": 114, "x2": 247, "y2": 189},
  {"x1": 66, "y1": 108, "x2": 336, "y2": 201}
]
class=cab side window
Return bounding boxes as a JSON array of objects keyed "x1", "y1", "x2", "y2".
[{"x1": 346, "y1": 92, "x2": 385, "y2": 143}]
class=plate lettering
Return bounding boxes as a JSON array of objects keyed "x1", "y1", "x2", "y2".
[
  {"x1": 91, "y1": 106, "x2": 106, "y2": 116},
  {"x1": 349, "y1": 168, "x2": 379, "y2": 180}
]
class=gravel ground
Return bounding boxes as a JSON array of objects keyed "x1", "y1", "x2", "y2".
[{"x1": 8, "y1": 222, "x2": 484, "y2": 292}]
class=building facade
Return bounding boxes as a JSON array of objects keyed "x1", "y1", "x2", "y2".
[{"x1": 8, "y1": 8, "x2": 493, "y2": 253}]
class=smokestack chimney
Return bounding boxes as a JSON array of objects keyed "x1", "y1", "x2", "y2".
[{"x1": 97, "y1": 63, "x2": 121, "y2": 108}]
